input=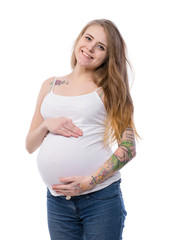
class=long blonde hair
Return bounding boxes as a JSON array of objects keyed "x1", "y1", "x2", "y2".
[{"x1": 71, "y1": 19, "x2": 140, "y2": 146}]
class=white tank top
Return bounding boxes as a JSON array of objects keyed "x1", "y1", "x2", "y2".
[{"x1": 37, "y1": 78, "x2": 120, "y2": 196}]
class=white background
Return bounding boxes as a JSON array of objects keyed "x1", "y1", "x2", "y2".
[{"x1": 0, "y1": 0, "x2": 170, "y2": 239}]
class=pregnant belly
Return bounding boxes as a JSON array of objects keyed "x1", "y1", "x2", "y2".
[{"x1": 37, "y1": 133, "x2": 112, "y2": 188}]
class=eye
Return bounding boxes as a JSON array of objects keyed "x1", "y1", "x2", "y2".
[
  {"x1": 85, "y1": 36, "x2": 91, "y2": 41},
  {"x1": 98, "y1": 45, "x2": 105, "y2": 51}
]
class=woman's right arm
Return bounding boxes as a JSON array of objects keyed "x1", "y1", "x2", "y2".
[
  {"x1": 25, "y1": 78, "x2": 52, "y2": 154},
  {"x1": 26, "y1": 77, "x2": 83, "y2": 154}
]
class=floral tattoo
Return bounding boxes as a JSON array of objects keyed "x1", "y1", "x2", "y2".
[{"x1": 55, "y1": 79, "x2": 69, "y2": 86}]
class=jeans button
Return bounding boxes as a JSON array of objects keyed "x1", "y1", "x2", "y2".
[{"x1": 66, "y1": 196, "x2": 71, "y2": 200}]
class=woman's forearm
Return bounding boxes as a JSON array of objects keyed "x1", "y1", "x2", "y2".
[
  {"x1": 90, "y1": 126, "x2": 136, "y2": 186},
  {"x1": 25, "y1": 121, "x2": 48, "y2": 154}
]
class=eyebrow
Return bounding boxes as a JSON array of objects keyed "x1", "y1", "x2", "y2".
[{"x1": 85, "y1": 33, "x2": 107, "y2": 48}]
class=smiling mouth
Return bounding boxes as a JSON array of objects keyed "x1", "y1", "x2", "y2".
[{"x1": 81, "y1": 50, "x2": 93, "y2": 59}]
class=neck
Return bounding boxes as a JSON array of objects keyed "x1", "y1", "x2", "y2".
[{"x1": 70, "y1": 64, "x2": 94, "y2": 83}]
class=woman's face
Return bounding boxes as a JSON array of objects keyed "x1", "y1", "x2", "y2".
[{"x1": 74, "y1": 25, "x2": 108, "y2": 70}]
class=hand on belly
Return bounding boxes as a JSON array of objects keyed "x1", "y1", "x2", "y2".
[{"x1": 52, "y1": 175, "x2": 96, "y2": 196}]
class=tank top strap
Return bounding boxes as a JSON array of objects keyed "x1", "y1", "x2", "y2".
[
  {"x1": 95, "y1": 87, "x2": 102, "y2": 92},
  {"x1": 50, "y1": 77, "x2": 57, "y2": 92}
]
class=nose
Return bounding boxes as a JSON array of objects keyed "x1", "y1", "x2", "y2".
[{"x1": 87, "y1": 43, "x2": 95, "y2": 53}]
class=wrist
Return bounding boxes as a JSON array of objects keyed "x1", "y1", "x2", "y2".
[
  {"x1": 86, "y1": 176, "x2": 97, "y2": 189},
  {"x1": 42, "y1": 119, "x2": 48, "y2": 131},
  {"x1": 41, "y1": 120, "x2": 49, "y2": 134},
  {"x1": 91, "y1": 175, "x2": 98, "y2": 185}
]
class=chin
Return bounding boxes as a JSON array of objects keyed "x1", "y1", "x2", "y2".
[
  {"x1": 76, "y1": 59, "x2": 100, "y2": 70},
  {"x1": 78, "y1": 63, "x2": 96, "y2": 70}
]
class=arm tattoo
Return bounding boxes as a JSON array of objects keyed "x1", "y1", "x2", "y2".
[{"x1": 91, "y1": 126, "x2": 136, "y2": 185}]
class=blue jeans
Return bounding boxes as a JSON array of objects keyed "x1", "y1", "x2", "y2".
[{"x1": 47, "y1": 179, "x2": 127, "y2": 240}]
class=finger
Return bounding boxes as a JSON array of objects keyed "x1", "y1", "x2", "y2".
[
  {"x1": 58, "y1": 128, "x2": 80, "y2": 138},
  {"x1": 57, "y1": 128, "x2": 75, "y2": 137},
  {"x1": 59, "y1": 177, "x2": 76, "y2": 183},
  {"x1": 52, "y1": 184, "x2": 71, "y2": 191},
  {"x1": 64, "y1": 122, "x2": 83, "y2": 135},
  {"x1": 56, "y1": 191, "x2": 75, "y2": 197},
  {"x1": 55, "y1": 186, "x2": 79, "y2": 195}
]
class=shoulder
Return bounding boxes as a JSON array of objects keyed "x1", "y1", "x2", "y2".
[
  {"x1": 42, "y1": 76, "x2": 56, "y2": 89},
  {"x1": 41, "y1": 76, "x2": 56, "y2": 96},
  {"x1": 35, "y1": 76, "x2": 56, "y2": 104}
]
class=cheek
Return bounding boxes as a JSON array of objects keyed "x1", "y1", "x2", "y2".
[
  {"x1": 75, "y1": 38, "x2": 83, "y2": 51},
  {"x1": 98, "y1": 53, "x2": 107, "y2": 64},
  {"x1": 74, "y1": 42, "x2": 82, "y2": 57},
  {"x1": 74, "y1": 47, "x2": 79, "y2": 61}
]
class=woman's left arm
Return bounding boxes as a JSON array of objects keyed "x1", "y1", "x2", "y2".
[
  {"x1": 90, "y1": 126, "x2": 136, "y2": 186},
  {"x1": 52, "y1": 126, "x2": 136, "y2": 196}
]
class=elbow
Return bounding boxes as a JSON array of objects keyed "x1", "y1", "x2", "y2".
[
  {"x1": 131, "y1": 149, "x2": 136, "y2": 160},
  {"x1": 26, "y1": 148, "x2": 34, "y2": 154},
  {"x1": 25, "y1": 137, "x2": 34, "y2": 154},
  {"x1": 25, "y1": 144, "x2": 34, "y2": 154}
]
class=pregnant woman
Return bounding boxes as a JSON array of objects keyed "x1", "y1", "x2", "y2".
[{"x1": 26, "y1": 19, "x2": 139, "y2": 240}]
